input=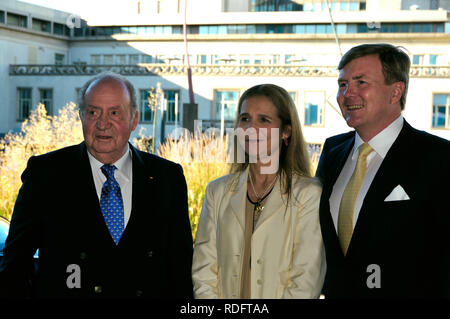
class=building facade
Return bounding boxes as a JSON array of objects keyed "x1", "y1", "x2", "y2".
[{"x1": 1, "y1": 0, "x2": 450, "y2": 152}]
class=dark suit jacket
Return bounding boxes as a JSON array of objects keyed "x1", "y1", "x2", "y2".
[
  {"x1": 316, "y1": 120, "x2": 450, "y2": 298},
  {"x1": 0, "y1": 142, "x2": 193, "y2": 298}
]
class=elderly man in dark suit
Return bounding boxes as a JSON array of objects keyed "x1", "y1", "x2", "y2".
[
  {"x1": 316, "y1": 43, "x2": 450, "y2": 298},
  {"x1": 0, "y1": 72, "x2": 194, "y2": 298}
]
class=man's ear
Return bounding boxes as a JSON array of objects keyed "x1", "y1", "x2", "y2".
[
  {"x1": 131, "y1": 110, "x2": 139, "y2": 131},
  {"x1": 390, "y1": 81, "x2": 405, "y2": 105}
]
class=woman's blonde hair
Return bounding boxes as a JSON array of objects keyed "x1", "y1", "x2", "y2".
[{"x1": 230, "y1": 84, "x2": 312, "y2": 202}]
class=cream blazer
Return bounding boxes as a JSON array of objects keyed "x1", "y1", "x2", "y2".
[{"x1": 192, "y1": 168, "x2": 326, "y2": 299}]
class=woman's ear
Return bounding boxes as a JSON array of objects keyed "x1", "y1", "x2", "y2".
[{"x1": 282, "y1": 124, "x2": 292, "y2": 140}]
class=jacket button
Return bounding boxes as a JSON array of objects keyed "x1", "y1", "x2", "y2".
[
  {"x1": 94, "y1": 286, "x2": 102, "y2": 294},
  {"x1": 80, "y1": 252, "x2": 87, "y2": 260},
  {"x1": 147, "y1": 251, "x2": 153, "y2": 258},
  {"x1": 257, "y1": 259, "x2": 262, "y2": 264},
  {"x1": 257, "y1": 279, "x2": 262, "y2": 285},
  {"x1": 136, "y1": 290, "x2": 143, "y2": 297}
]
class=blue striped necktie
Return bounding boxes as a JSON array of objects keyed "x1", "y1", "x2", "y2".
[{"x1": 100, "y1": 164, "x2": 124, "y2": 245}]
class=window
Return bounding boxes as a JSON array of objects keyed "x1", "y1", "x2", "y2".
[
  {"x1": 429, "y1": 55, "x2": 438, "y2": 65},
  {"x1": 116, "y1": 55, "x2": 127, "y2": 65},
  {"x1": 17, "y1": 88, "x2": 32, "y2": 121},
  {"x1": 129, "y1": 55, "x2": 140, "y2": 64},
  {"x1": 214, "y1": 90, "x2": 239, "y2": 122},
  {"x1": 412, "y1": 55, "x2": 424, "y2": 65},
  {"x1": 304, "y1": 91, "x2": 324, "y2": 126},
  {"x1": 164, "y1": 90, "x2": 180, "y2": 124},
  {"x1": 7, "y1": 12, "x2": 27, "y2": 28},
  {"x1": 55, "y1": 53, "x2": 65, "y2": 65},
  {"x1": 39, "y1": 89, "x2": 53, "y2": 115},
  {"x1": 432, "y1": 94, "x2": 450, "y2": 129},
  {"x1": 32, "y1": 18, "x2": 51, "y2": 33},
  {"x1": 197, "y1": 55, "x2": 208, "y2": 64},
  {"x1": 53, "y1": 22, "x2": 69, "y2": 36},
  {"x1": 91, "y1": 55, "x2": 101, "y2": 64},
  {"x1": 103, "y1": 55, "x2": 114, "y2": 64},
  {"x1": 0, "y1": 11, "x2": 5, "y2": 23},
  {"x1": 140, "y1": 89, "x2": 155, "y2": 123}
]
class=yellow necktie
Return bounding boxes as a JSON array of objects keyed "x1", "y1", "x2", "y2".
[{"x1": 338, "y1": 142, "x2": 373, "y2": 255}]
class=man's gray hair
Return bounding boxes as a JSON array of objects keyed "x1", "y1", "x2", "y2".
[{"x1": 78, "y1": 71, "x2": 138, "y2": 115}]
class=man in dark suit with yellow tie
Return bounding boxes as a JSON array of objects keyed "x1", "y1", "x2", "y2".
[
  {"x1": 316, "y1": 43, "x2": 450, "y2": 298},
  {"x1": 0, "y1": 72, "x2": 194, "y2": 298}
]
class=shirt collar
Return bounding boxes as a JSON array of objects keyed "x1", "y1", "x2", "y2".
[
  {"x1": 87, "y1": 144, "x2": 132, "y2": 182},
  {"x1": 353, "y1": 115, "x2": 404, "y2": 160}
]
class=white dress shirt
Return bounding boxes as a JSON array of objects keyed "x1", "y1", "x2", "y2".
[
  {"x1": 329, "y1": 115, "x2": 404, "y2": 232},
  {"x1": 87, "y1": 145, "x2": 133, "y2": 228}
]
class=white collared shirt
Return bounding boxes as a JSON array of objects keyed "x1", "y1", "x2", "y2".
[
  {"x1": 87, "y1": 145, "x2": 133, "y2": 227},
  {"x1": 329, "y1": 115, "x2": 404, "y2": 232}
]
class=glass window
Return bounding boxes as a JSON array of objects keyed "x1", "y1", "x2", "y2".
[
  {"x1": 432, "y1": 94, "x2": 450, "y2": 128},
  {"x1": 116, "y1": 55, "x2": 127, "y2": 65},
  {"x1": 129, "y1": 55, "x2": 140, "y2": 64},
  {"x1": 17, "y1": 88, "x2": 32, "y2": 121},
  {"x1": 285, "y1": 54, "x2": 294, "y2": 64},
  {"x1": 422, "y1": 24, "x2": 432, "y2": 32},
  {"x1": 7, "y1": 12, "x2": 27, "y2": 28},
  {"x1": 429, "y1": 55, "x2": 438, "y2": 65},
  {"x1": 340, "y1": 2, "x2": 349, "y2": 11},
  {"x1": 199, "y1": 26, "x2": 209, "y2": 34},
  {"x1": 347, "y1": 24, "x2": 357, "y2": 33},
  {"x1": 0, "y1": 11, "x2": 5, "y2": 23},
  {"x1": 295, "y1": 24, "x2": 305, "y2": 34},
  {"x1": 215, "y1": 90, "x2": 239, "y2": 122},
  {"x1": 55, "y1": 53, "x2": 65, "y2": 65},
  {"x1": 53, "y1": 22, "x2": 69, "y2": 36},
  {"x1": 316, "y1": 24, "x2": 326, "y2": 34},
  {"x1": 39, "y1": 88, "x2": 53, "y2": 115},
  {"x1": 90, "y1": 55, "x2": 101, "y2": 64},
  {"x1": 349, "y1": 2, "x2": 359, "y2": 11},
  {"x1": 103, "y1": 55, "x2": 114, "y2": 64},
  {"x1": 164, "y1": 90, "x2": 180, "y2": 123},
  {"x1": 412, "y1": 55, "x2": 424, "y2": 65},
  {"x1": 306, "y1": 24, "x2": 315, "y2": 34},
  {"x1": 412, "y1": 24, "x2": 421, "y2": 32},
  {"x1": 357, "y1": 23, "x2": 367, "y2": 33},
  {"x1": 140, "y1": 89, "x2": 155, "y2": 123},
  {"x1": 304, "y1": 91, "x2": 324, "y2": 126},
  {"x1": 336, "y1": 24, "x2": 346, "y2": 34},
  {"x1": 435, "y1": 23, "x2": 444, "y2": 33},
  {"x1": 400, "y1": 24, "x2": 410, "y2": 32}
]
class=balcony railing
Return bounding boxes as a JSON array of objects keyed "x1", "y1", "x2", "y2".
[{"x1": 9, "y1": 64, "x2": 450, "y2": 78}]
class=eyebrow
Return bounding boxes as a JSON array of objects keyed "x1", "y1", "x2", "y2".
[
  {"x1": 338, "y1": 74, "x2": 368, "y2": 82},
  {"x1": 239, "y1": 112, "x2": 273, "y2": 119}
]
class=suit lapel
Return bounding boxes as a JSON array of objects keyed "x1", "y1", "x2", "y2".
[
  {"x1": 321, "y1": 136, "x2": 355, "y2": 257},
  {"x1": 254, "y1": 177, "x2": 283, "y2": 231},
  {"x1": 229, "y1": 169, "x2": 248, "y2": 232},
  {"x1": 348, "y1": 121, "x2": 414, "y2": 255},
  {"x1": 120, "y1": 145, "x2": 159, "y2": 243},
  {"x1": 76, "y1": 142, "x2": 114, "y2": 245}
]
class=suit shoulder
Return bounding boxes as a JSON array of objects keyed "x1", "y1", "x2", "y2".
[
  {"x1": 205, "y1": 173, "x2": 235, "y2": 193},
  {"x1": 292, "y1": 175, "x2": 322, "y2": 197},
  {"x1": 323, "y1": 131, "x2": 354, "y2": 148},
  {"x1": 27, "y1": 143, "x2": 81, "y2": 166},
  {"x1": 409, "y1": 127, "x2": 450, "y2": 149},
  {"x1": 134, "y1": 148, "x2": 182, "y2": 171}
]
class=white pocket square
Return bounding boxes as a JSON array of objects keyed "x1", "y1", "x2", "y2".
[{"x1": 384, "y1": 185, "x2": 410, "y2": 201}]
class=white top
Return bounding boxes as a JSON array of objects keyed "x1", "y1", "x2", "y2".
[
  {"x1": 87, "y1": 145, "x2": 133, "y2": 227},
  {"x1": 329, "y1": 115, "x2": 404, "y2": 232}
]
